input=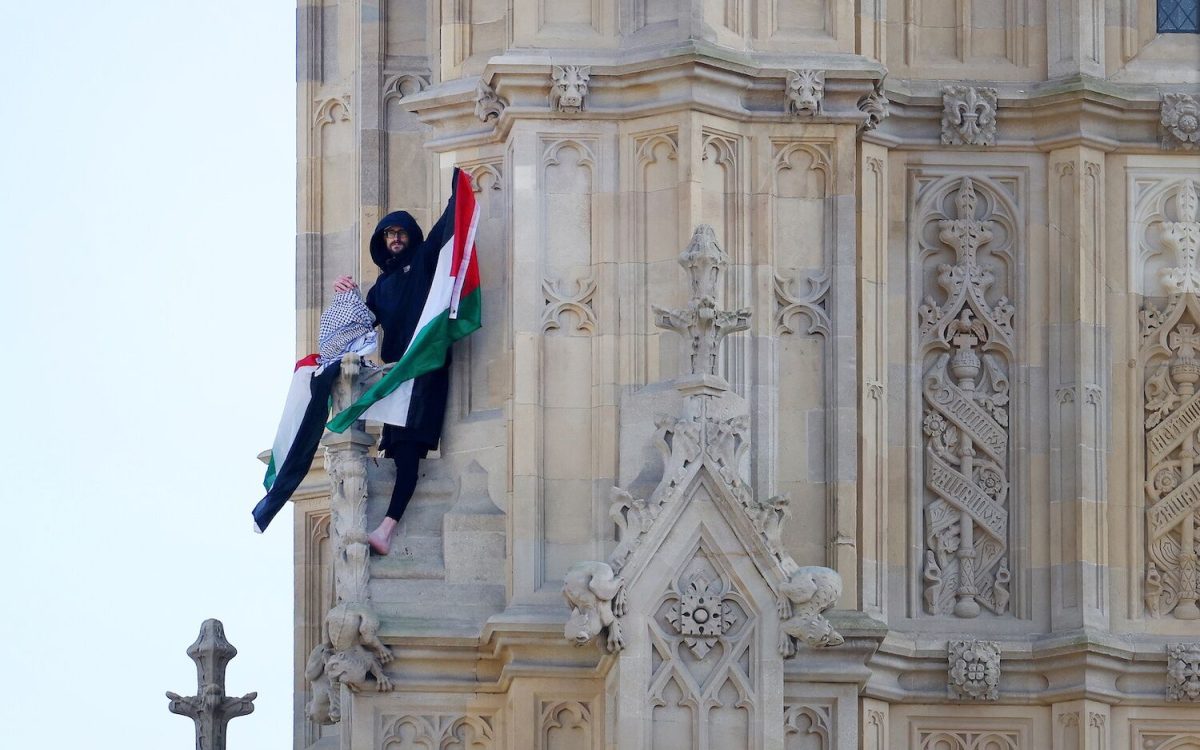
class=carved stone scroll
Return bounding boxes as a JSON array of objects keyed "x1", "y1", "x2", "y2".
[{"x1": 917, "y1": 178, "x2": 1014, "y2": 618}]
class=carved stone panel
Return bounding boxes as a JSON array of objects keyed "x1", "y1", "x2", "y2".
[
  {"x1": 1141, "y1": 181, "x2": 1200, "y2": 620},
  {"x1": 915, "y1": 177, "x2": 1017, "y2": 619},
  {"x1": 648, "y1": 543, "x2": 757, "y2": 749}
]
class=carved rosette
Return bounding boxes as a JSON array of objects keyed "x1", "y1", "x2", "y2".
[
  {"x1": 1142, "y1": 181, "x2": 1200, "y2": 620},
  {"x1": 941, "y1": 86, "x2": 998, "y2": 146},
  {"x1": 1167, "y1": 642, "x2": 1200, "y2": 701},
  {"x1": 1162, "y1": 93, "x2": 1200, "y2": 151},
  {"x1": 474, "y1": 79, "x2": 505, "y2": 123},
  {"x1": 917, "y1": 178, "x2": 1014, "y2": 618},
  {"x1": 948, "y1": 639, "x2": 1001, "y2": 701}
]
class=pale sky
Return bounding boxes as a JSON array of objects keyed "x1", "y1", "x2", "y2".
[{"x1": 1, "y1": 2, "x2": 297, "y2": 746}]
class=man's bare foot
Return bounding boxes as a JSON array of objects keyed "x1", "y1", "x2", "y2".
[{"x1": 368, "y1": 517, "x2": 398, "y2": 555}]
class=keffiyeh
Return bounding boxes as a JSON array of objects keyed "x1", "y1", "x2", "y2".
[{"x1": 318, "y1": 290, "x2": 377, "y2": 365}]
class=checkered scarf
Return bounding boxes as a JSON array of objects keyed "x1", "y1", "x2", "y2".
[{"x1": 318, "y1": 290, "x2": 378, "y2": 366}]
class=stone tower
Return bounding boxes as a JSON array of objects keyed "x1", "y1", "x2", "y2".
[{"x1": 292, "y1": 0, "x2": 1200, "y2": 747}]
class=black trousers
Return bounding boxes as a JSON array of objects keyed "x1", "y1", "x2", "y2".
[{"x1": 386, "y1": 440, "x2": 426, "y2": 521}]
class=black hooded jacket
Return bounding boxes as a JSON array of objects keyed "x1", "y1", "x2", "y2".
[{"x1": 365, "y1": 210, "x2": 451, "y2": 453}]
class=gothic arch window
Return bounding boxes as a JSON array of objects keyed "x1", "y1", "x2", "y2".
[{"x1": 1159, "y1": 0, "x2": 1200, "y2": 33}]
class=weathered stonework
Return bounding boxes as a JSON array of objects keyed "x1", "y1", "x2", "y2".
[
  {"x1": 291, "y1": 0, "x2": 1200, "y2": 746},
  {"x1": 941, "y1": 86, "x2": 998, "y2": 146}
]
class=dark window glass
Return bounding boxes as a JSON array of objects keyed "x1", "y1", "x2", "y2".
[{"x1": 1159, "y1": 0, "x2": 1200, "y2": 33}]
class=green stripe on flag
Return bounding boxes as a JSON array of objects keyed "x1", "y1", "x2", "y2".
[
  {"x1": 327, "y1": 287, "x2": 482, "y2": 433},
  {"x1": 263, "y1": 454, "x2": 277, "y2": 491}
]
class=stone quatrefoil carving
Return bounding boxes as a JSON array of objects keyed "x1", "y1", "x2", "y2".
[
  {"x1": 918, "y1": 178, "x2": 1014, "y2": 619},
  {"x1": 1142, "y1": 181, "x2": 1200, "y2": 621},
  {"x1": 941, "y1": 86, "x2": 998, "y2": 146}
]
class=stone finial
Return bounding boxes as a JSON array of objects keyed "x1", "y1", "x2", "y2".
[
  {"x1": 948, "y1": 639, "x2": 1001, "y2": 700},
  {"x1": 474, "y1": 79, "x2": 505, "y2": 123},
  {"x1": 652, "y1": 225, "x2": 750, "y2": 384},
  {"x1": 785, "y1": 70, "x2": 824, "y2": 116},
  {"x1": 1168, "y1": 642, "x2": 1200, "y2": 700},
  {"x1": 563, "y1": 560, "x2": 627, "y2": 652},
  {"x1": 1162, "y1": 93, "x2": 1200, "y2": 151},
  {"x1": 858, "y1": 79, "x2": 890, "y2": 132},
  {"x1": 166, "y1": 619, "x2": 257, "y2": 750},
  {"x1": 941, "y1": 85, "x2": 998, "y2": 146},
  {"x1": 550, "y1": 65, "x2": 591, "y2": 113}
]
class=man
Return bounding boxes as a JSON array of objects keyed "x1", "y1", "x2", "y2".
[{"x1": 334, "y1": 210, "x2": 452, "y2": 555}]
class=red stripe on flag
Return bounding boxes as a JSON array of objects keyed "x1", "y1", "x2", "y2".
[
  {"x1": 450, "y1": 167, "x2": 481, "y2": 317},
  {"x1": 295, "y1": 353, "x2": 320, "y2": 371}
]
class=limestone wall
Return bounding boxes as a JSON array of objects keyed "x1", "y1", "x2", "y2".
[{"x1": 293, "y1": 0, "x2": 1200, "y2": 747}]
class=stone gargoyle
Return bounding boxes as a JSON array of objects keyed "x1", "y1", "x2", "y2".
[
  {"x1": 304, "y1": 602, "x2": 394, "y2": 724},
  {"x1": 777, "y1": 566, "x2": 844, "y2": 656},
  {"x1": 563, "y1": 560, "x2": 627, "y2": 653}
]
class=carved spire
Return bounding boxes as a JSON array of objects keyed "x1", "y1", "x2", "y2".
[{"x1": 166, "y1": 619, "x2": 257, "y2": 750}]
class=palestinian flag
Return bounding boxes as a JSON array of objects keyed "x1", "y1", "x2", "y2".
[
  {"x1": 252, "y1": 356, "x2": 341, "y2": 533},
  {"x1": 327, "y1": 167, "x2": 482, "y2": 432}
]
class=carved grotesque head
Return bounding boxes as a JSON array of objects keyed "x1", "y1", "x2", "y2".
[
  {"x1": 551, "y1": 65, "x2": 591, "y2": 113},
  {"x1": 564, "y1": 606, "x2": 601, "y2": 646},
  {"x1": 786, "y1": 70, "x2": 824, "y2": 116}
]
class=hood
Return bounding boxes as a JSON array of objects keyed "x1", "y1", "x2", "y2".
[{"x1": 369, "y1": 211, "x2": 425, "y2": 272}]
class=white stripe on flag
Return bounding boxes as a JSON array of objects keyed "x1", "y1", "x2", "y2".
[
  {"x1": 359, "y1": 378, "x2": 415, "y2": 425},
  {"x1": 268, "y1": 364, "x2": 319, "y2": 488}
]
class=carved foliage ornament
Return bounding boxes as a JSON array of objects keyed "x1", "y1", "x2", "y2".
[
  {"x1": 550, "y1": 65, "x2": 590, "y2": 113},
  {"x1": 1168, "y1": 642, "x2": 1200, "y2": 701},
  {"x1": 941, "y1": 86, "x2": 998, "y2": 146},
  {"x1": 785, "y1": 69, "x2": 824, "y2": 116},
  {"x1": 918, "y1": 179, "x2": 1014, "y2": 619},
  {"x1": 1163, "y1": 93, "x2": 1200, "y2": 151},
  {"x1": 948, "y1": 639, "x2": 1001, "y2": 701},
  {"x1": 1143, "y1": 182, "x2": 1200, "y2": 620}
]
